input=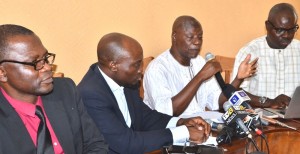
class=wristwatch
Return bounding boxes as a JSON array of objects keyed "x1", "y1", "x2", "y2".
[{"x1": 259, "y1": 96, "x2": 268, "y2": 106}]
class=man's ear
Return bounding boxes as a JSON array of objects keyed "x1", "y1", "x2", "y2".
[
  {"x1": 265, "y1": 20, "x2": 270, "y2": 30},
  {"x1": 172, "y1": 33, "x2": 176, "y2": 42},
  {"x1": 0, "y1": 66, "x2": 7, "y2": 82},
  {"x1": 109, "y1": 61, "x2": 118, "y2": 72}
]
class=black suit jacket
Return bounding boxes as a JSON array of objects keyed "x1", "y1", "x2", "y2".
[
  {"x1": 77, "y1": 63, "x2": 174, "y2": 154},
  {"x1": 0, "y1": 78, "x2": 108, "y2": 154}
]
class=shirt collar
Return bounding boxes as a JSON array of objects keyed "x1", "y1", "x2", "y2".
[
  {"x1": 168, "y1": 49, "x2": 195, "y2": 68},
  {"x1": 98, "y1": 66, "x2": 124, "y2": 92},
  {"x1": 1, "y1": 88, "x2": 43, "y2": 117}
]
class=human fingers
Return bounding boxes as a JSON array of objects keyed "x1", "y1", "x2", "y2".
[
  {"x1": 192, "y1": 117, "x2": 211, "y2": 136},
  {"x1": 249, "y1": 57, "x2": 259, "y2": 66},
  {"x1": 242, "y1": 54, "x2": 251, "y2": 64},
  {"x1": 188, "y1": 127, "x2": 207, "y2": 143}
]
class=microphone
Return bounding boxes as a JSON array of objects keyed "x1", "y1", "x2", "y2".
[
  {"x1": 205, "y1": 52, "x2": 226, "y2": 91},
  {"x1": 224, "y1": 102, "x2": 268, "y2": 137},
  {"x1": 249, "y1": 125, "x2": 264, "y2": 137},
  {"x1": 209, "y1": 65, "x2": 261, "y2": 139},
  {"x1": 222, "y1": 97, "x2": 253, "y2": 139},
  {"x1": 221, "y1": 105, "x2": 248, "y2": 126},
  {"x1": 225, "y1": 87, "x2": 251, "y2": 107},
  {"x1": 236, "y1": 118, "x2": 252, "y2": 138},
  {"x1": 225, "y1": 102, "x2": 269, "y2": 127},
  {"x1": 205, "y1": 119, "x2": 225, "y2": 132}
]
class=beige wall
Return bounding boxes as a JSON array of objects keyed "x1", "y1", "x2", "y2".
[{"x1": 1, "y1": 0, "x2": 299, "y2": 83}]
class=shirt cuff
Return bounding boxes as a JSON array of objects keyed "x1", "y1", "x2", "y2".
[
  {"x1": 166, "y1": 117, "x2": 180, "y2": 128},
  {"x1": 169, "y1": 125, "x2": 189, "y2": 144}
]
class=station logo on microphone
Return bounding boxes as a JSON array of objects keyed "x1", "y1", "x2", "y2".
[
  {"x1": 238, "y1": 91, "x2": 247, "y2": 97},
  {"x1": 230, "y1": 95, "x2": 239, "y2": 105}
]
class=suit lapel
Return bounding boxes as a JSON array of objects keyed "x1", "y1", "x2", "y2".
[
  {"x1": 0, "y1": 92, "x2": 36, "y2": 153},
  {"x1": 94, "y1": 65, "x2": 129, "y2": 127},
  {"x1": 42, "y1": 95, "x2": 76, "y2": 154}
]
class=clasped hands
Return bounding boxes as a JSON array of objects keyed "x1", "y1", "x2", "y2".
[{"x1": 177, "y1": 117, "x2": 211, "y2": 144}]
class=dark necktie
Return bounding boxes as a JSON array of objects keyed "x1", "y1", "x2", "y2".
[{"x1": 35, "y1": 106, "x2": 54, "y2": 154}]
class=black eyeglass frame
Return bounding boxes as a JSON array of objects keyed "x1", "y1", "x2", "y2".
[
  {"x1": 266, "y1": 20, "x2": 299, "y2": 35},
  {"x1": 0, "y1": 53, "x2": 56, "y2": 71}
]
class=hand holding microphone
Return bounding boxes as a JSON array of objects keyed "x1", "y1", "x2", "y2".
[
  {"x1": 204, "y1": 52, "x2": 225, "y2": 90},
  {"x1": 205, "y1": 52, "x2": 257, "y2": 142}
]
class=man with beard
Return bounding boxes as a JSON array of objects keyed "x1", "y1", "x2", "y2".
[
  {"x1": 143, "y1": 15, "x2": 257, "y2": 117},
  {"x1": 232, "y1": 3, "x2": 299, "y2": 109}
]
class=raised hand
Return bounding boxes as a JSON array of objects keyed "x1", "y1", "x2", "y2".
[{"x1": 237, "y1": 54, "x2": 258, "y2": 80}]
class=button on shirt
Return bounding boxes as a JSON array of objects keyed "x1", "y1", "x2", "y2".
[
  {"x1": 232, "y1": 36, "x2": 300, "y2": 98},
  {"x1": 1, "y1": 88, "x2": 64, "y2": 154}
]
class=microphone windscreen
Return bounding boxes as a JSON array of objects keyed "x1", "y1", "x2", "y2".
[
  {"x1": 223, "y1": 101, "x2": 232, "y2": 111},
  {"x1": 205, "y1": 52, "x2": 215, "y2": 62}
]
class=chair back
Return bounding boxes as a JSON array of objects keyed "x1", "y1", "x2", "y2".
[
  {"x1": 52, "y1": 72, "x2": 64, "y2": 77},
  {"x1": 52, "y1": 64, "x2": 64, "y2": 77},
  {"x1": 215, "y1": 55, "x2": 235, "y2": 84}
]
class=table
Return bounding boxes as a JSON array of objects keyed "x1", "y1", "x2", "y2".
[
  {"x1": 147, "y1": 118, "x2": 300, "y2": 154},
  {"x1": 221, "y1": 118, "x2": 300, "y2": 154}
]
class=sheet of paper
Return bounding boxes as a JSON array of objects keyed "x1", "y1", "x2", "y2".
[
  {"x1": 180, "y1": 111, "x2": 224, "y2": 123},
  {"x1": 174, "y1": 136, "x2": 218, "y2": 146}
]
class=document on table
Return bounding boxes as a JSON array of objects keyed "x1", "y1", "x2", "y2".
[
  {"x1": 180, "y1": 111, "x2": 224, "y2": 123},
  {"x1": 174, "y1": 136, "x2": 218, "y2": 146}
]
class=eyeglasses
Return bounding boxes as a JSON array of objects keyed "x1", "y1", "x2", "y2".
[
  {"x1": 267, "y1": 20, "x2": 299, "y2": 35},
  {"x1": 0, "y1": 53, "x2": 56, "y2": 71}
]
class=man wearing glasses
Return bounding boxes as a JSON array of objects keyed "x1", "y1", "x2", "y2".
[
  {"x1": 0, "y1": 24, "x2": 108, "y2": 154},
  {"x1": 232, "y1": 3, "x2": 299, "y2": 109}
]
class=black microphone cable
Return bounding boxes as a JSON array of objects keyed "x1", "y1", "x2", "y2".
[
  {"x1": 245, "y1": 121, "x2": 269, "y2": 154},
  {"x1": 216, "y1": 126, "x2": 234, "y2": 144},
  {"x1": 245, "y1": 135, "x2": 269, "y2": 154}
]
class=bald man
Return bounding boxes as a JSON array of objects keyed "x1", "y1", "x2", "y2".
[
  {"x1": 143, "y1": 15, "x2": 257, "y2": 117},
  {"x1": 232, "y1": 3, "x2": 300, "y2": 108},
  {"x1": 77, "y1": 32, "x2": 211, "y2": 154}
]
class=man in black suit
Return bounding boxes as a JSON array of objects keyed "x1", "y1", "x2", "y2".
[
  {"x1": 77, "y1": 32, "x2": 211, "y2": 154},
  {"x1": 0, "y1": 24, "x2": 108, "y2": 154}
]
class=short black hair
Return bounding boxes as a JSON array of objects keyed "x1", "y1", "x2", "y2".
[
  {"x1": 268, "y1": 3, "x2": 298, "y2": 22},
  {"x1": 0, "y1": 24, "x2": 34, "y2": 60}
]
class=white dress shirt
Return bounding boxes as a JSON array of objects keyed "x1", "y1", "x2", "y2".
[
  {"x1": 99, "y1": 67, "x2": 131, "y2": 127},
  {"x1": 98, "y1": 67, "x2": 189, "y2": 143}
]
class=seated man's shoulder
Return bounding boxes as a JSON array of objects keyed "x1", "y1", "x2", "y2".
[
  {"x1": 52, "y1": 77, "x2": 77, "y2": 94},
  {"x1": 53, "y1": 77, "x2": 75, "y2": 86}
]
